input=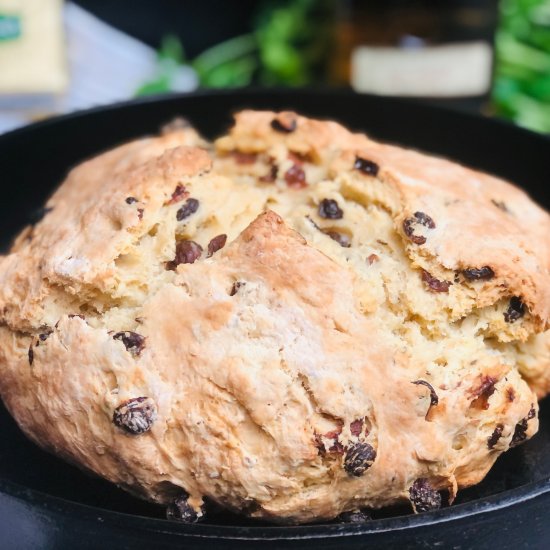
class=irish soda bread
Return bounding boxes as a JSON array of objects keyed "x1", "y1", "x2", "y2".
[{"x1": 0, "y1": 111, "x2": 548, "y2": 524}]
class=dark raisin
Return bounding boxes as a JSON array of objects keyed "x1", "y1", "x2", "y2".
[
  {"x1": 113, "y1": 396, "x2": 157, "y2": 435},
  {"x1": 233, "y1": 151, "x2": 257, "y2": 165},
  {"x1": 488, "y1": 424, "x2": 504, "y2": 449},
  {"x1": 475, "y1": 376, "x2": 497, "y2": 399},
  {"x1": 367, "y1": 254, "x2": 379, "y2": 265},
  {"x1": 506, "y1": 387, "x2": 516, "y2": 402},
  {"x1": 344, "y1": 442, "x2": 376, "y2": 477},
  {"x1": 39, "y1": 328, "x2": 53, "y2": 341},
  {"x1": 421, "y1": 270, "x2": 452, "y2": 293},
  {"x1": 317, "y1": 427, "x2": 345, "y2": 455},
  {"x1": 125, "y1": 197, "x2": 138, "y2": 205},
  {"x1": 176, "y1": 198, "x2": 200, "y2": 221},
  {"x1": 176, "y1": 240, "x2": 202, "y2": 264},
  {"x1": 323, "y1": 230, "x2": 351, "y2": 248},
  {"x1": 161, "y1": 117, "x2": 191, "y2": 134},
  {"x1": 350, "y1": 419, "x2": 364, "y2": 437},
  {"x1": 207, "y1": 234, "x2": 227, "y2": 258},
  {"x1": 412, "y1": 380, "x2": 439, "y2": 419},
  {"x1": 403, "y1": 212, "x2": 436, "y2": 245},
  {"x1": 314, "y1": 433, "x2": 326, "y2": 456},
  {"x1": 403, "y1": 220, "x2": 424, "y2": 244},
  {"x1": 328, "y1": 440, "x2": 345, "y2": 455},
  {"x1": 167, "y1": 493, "x2": 204, "y2": 523},
  {"x1": 28, "y1": 344, "x2": 34, "y2": 365},
  {"x1": 338, "y1": 510, "x2": 371, "y2": 523},
  {"x1": 409, "y1": 479, "x2": 442, "y2": 513},
  {"x1": 167, "y1": 184, "x2": 187, "y2": 205},
  {"x1": 29, "y1": 206, "x2": 53, "y2": 225},
  {"x1": 504, "y1": 297, "x2": 525, "y2": 323},
  {"x1": 113, "y1": 331, "x2": 146, "y2": 356},
  {"x1": 259, "y1": 164, "x2": 278, "y2": 183},
  {"x1": 318, "y1": 199, "x2": 343, "y2": 220},
  {"x1": 462, "y1": 266, "x2": 495, "y2": 281},
  {"x1": 166, "y1": 240, "x2": 203, "y2": 270},
  {"x1": 470, "y1": 375, "x2": 497, "y2": 410},
  {"x1": 354, "y1": 156, "x2": 379, "y2": 176},
  {"x1": 284, "y1": 164, "x2": 307, "y2": 188},
  {"x1": 271, "y1": 114, "x2": 297, "y2": 133},
  {"x1": 230, "y1": 281, "x2": 245, "y2": 296},
  {"x1": 510, "y1": 418, "x2": 529, "y2": 448},
  {"x1": 324, "y1": 428, "x2": 343, "y2": 440},
  {"x1": 491, "y1": 199, "x2": 508, "y2": 212},
  {"x1": 137, "y1": 208, "x2": 144, "y2": 220},
  {"x1": 414, "y1": 212, "x2": 436, "y2": 229},
  {"x1": 510, "y1": 405, "x2": 536, "y2": 448}
]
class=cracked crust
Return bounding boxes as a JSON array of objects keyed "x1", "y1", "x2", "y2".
[{"x1": 0, "y1": 111, "x2": 547, "y2": 523}]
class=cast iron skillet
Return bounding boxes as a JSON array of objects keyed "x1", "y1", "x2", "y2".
[{"x1": 0, "y1": 90, "x2": 549, "y2": 550}]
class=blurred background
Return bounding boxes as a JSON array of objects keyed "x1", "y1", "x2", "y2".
[{"x1": 1, "y1": 0, "x2": 549, "y2": 134}]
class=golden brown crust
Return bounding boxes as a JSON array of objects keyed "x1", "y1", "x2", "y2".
[
  {"x1": 0, "y1": 111, "x2": 547, "y2": 523},
  {"x1": 219, "y1": 110, "x2": 550, "y2": 332}
]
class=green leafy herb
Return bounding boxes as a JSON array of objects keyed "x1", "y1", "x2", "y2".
[
  {"x1": 493, "y1": 0, "x2": 550, "y2": 133},
  {"x1": 136, "y1": 0, "x2": 332, "y2": 94}
]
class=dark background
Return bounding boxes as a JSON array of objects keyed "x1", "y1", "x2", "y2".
[{"x1": 75, "y1": 0, "x2": 259, "y2": 58}]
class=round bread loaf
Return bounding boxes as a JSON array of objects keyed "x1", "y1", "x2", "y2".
[{"x1": 0, "y1": 111, "x2": 548, "y2": 523}]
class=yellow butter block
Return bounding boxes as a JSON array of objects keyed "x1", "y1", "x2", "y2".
[{"x1": 0, "y1": 0, "x2": 67, "y2": 94}]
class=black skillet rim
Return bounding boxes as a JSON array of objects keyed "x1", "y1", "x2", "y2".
[
  {"x1": 0, "y1": 88, "x2": 549, "y2": 541},
  {"x1": 2, "y1": 86, "x2": 549, "y2": 145},
  {"x1": 1, "y1": 475, "x2": 550, "y2": 540}
]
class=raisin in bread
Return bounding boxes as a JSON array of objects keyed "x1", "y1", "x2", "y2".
[{"x1": 0, "y1": 111, "x2": 548, "y2": 524}]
